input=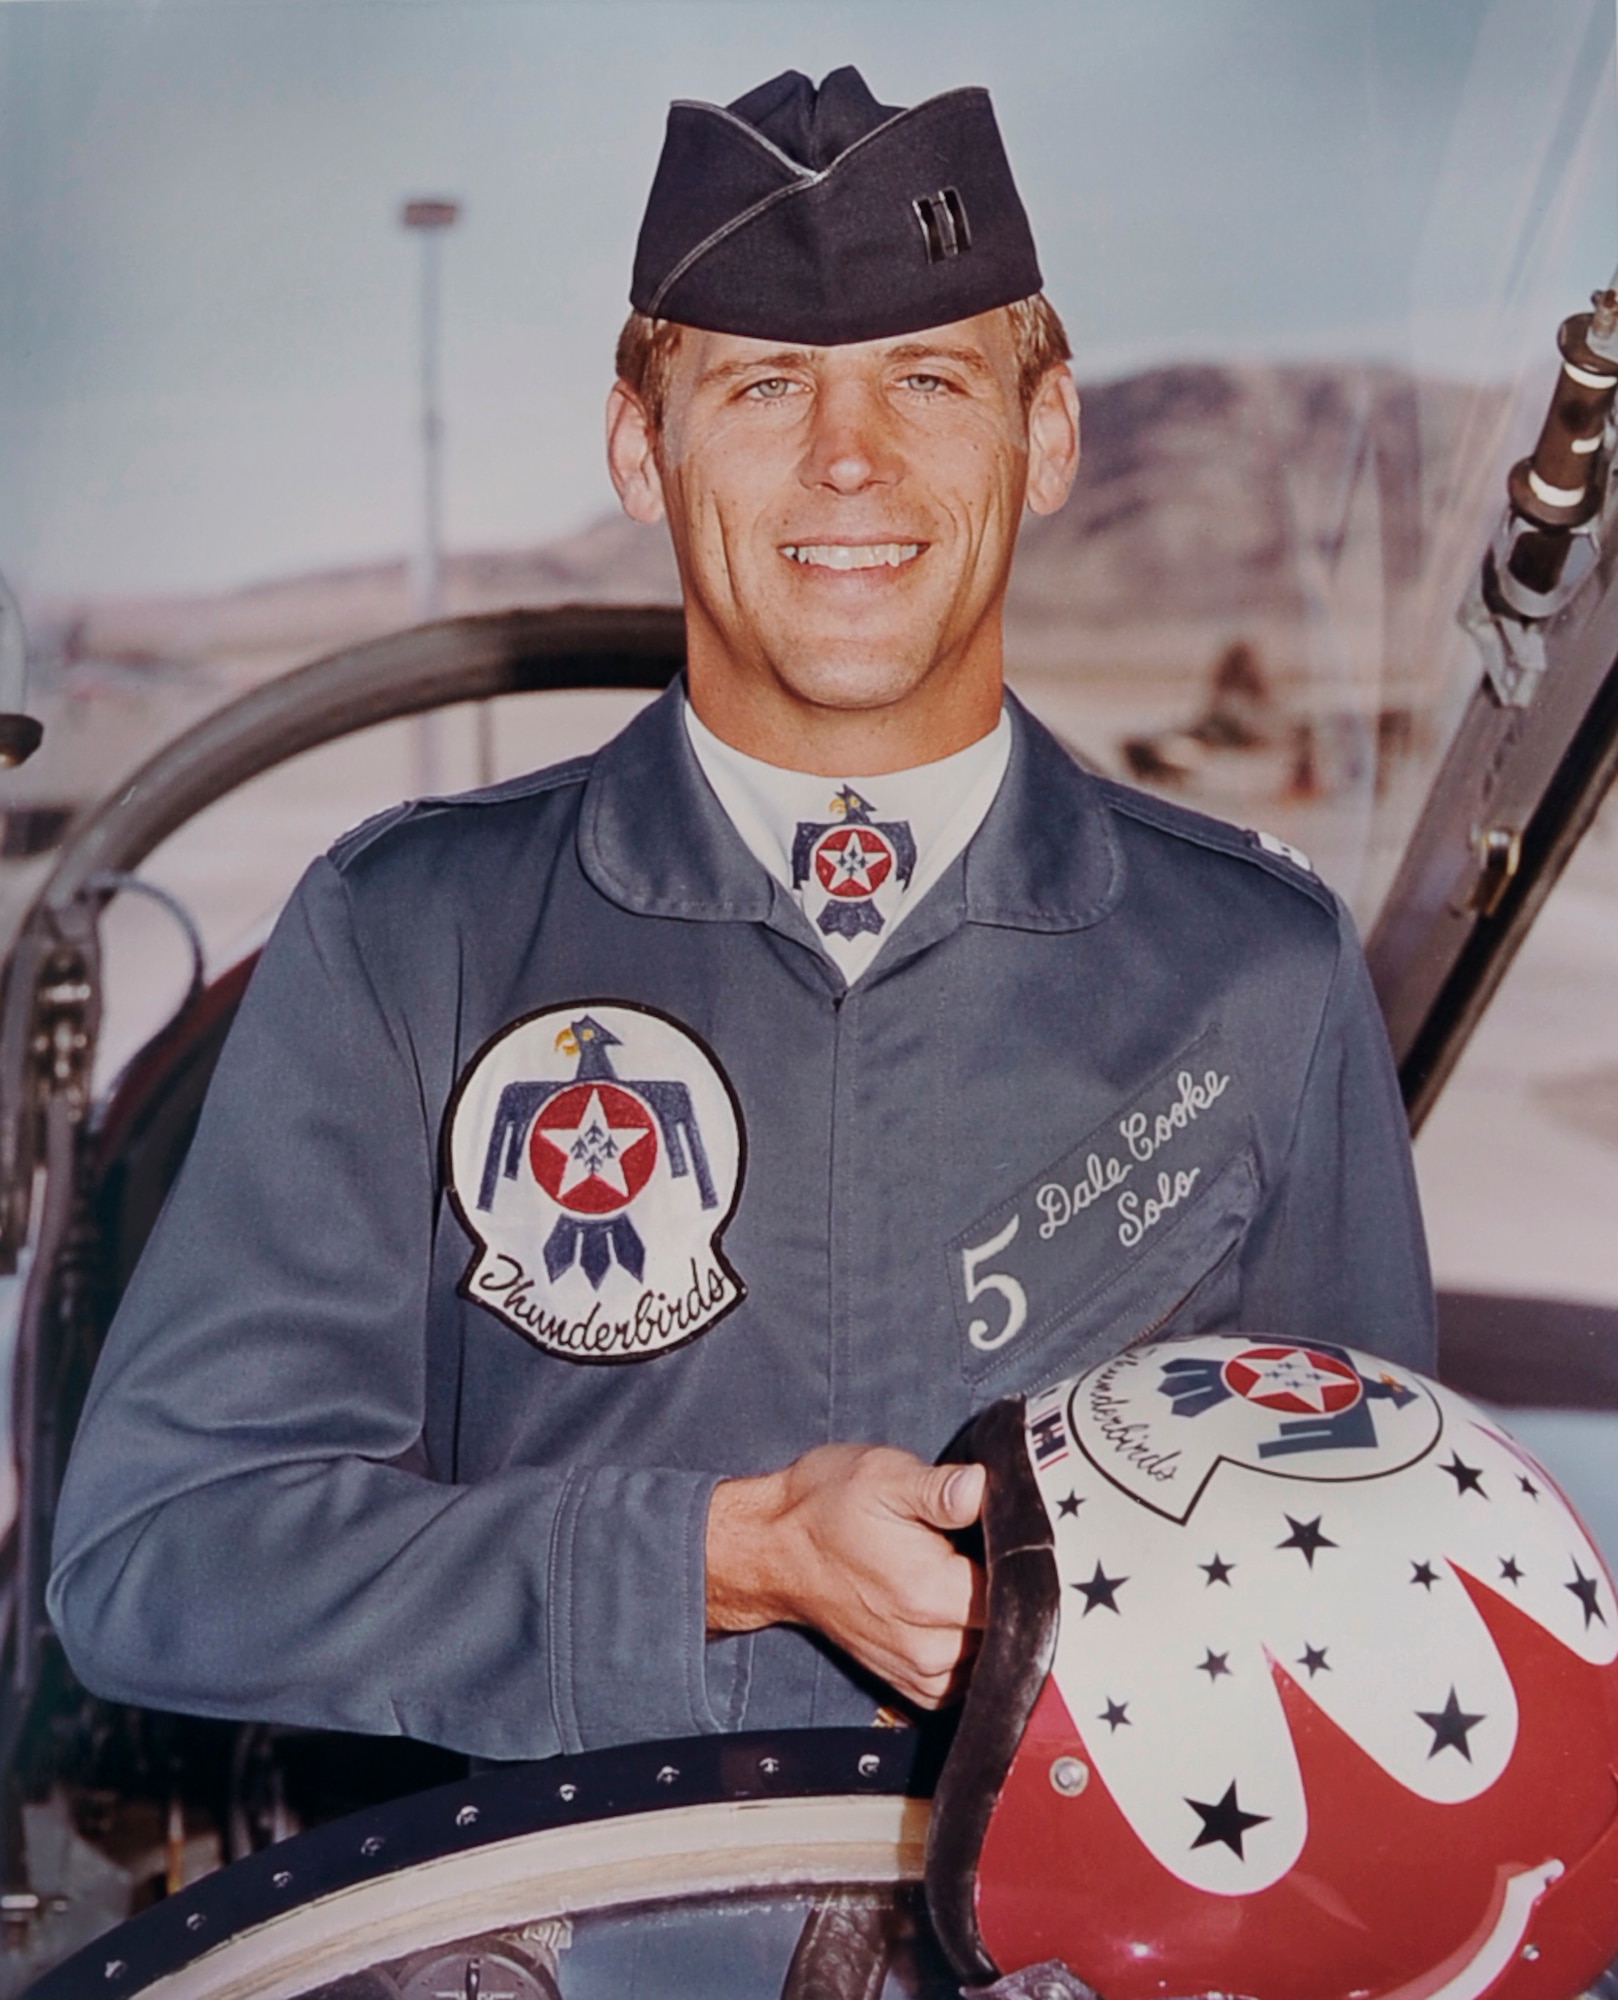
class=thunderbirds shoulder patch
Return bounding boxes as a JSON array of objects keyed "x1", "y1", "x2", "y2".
[{"x1": 445, "y1": 1001, "x2": 745, "y2": 1362}]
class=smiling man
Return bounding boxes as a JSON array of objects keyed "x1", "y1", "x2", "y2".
[
  {"x1": 607, "y1": 302, "x2": 1075, "y2": 774},
  {"x1": 50, "y1": 68, "x2": 1435, "y2": 1756}
]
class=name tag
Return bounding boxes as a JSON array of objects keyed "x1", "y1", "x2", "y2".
[
  {"x1": 947, "y1": 1030, "x2": 1254, "y2": 1379},
  {"x1": 1036, "y1": 1063, "x2": 1231, "y2": 1248}
]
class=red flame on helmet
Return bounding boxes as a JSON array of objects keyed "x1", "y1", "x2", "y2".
[{"x1": 975, "y1": 1569, "x2": 1618, "y2": 2000}]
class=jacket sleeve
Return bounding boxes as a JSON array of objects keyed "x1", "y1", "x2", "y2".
[
  {"x1": 1234, "y1": 894, "x2": 1437, "y2": 1371},
  {"x1": 46, "y1": 855, "x2": 728, "y2": 1761}
]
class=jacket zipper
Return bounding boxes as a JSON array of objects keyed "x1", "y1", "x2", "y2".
[{"x1": 1123, "y1": 1236, "x2": 1242, "y2": 1350}]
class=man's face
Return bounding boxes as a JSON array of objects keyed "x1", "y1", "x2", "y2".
[{"x1": 608, "y1": 310, "x2": 1078, "y2": 756}]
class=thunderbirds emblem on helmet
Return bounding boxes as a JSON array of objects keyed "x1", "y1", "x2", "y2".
[
  {"x1": 446, "y1": 1002, "x2": 745, "y2": 1361},
  {"x1": 1072, "y1": 1336, "x2": 1440, "y2": 1521}
]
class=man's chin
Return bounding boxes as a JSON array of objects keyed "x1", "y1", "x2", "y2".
[
  {"x1": 752, "y1": 622, "x2": 966, "y2": 708},
  {"x1": 763, "y1": 654, "x2": 945, "y2": 716}
]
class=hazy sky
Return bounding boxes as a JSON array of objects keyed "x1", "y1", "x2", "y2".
[{"x1": 2, "y1": 0, "x2": 1614, "y2": 597}]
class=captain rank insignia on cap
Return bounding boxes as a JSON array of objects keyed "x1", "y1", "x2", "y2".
[
  {"x1": 445, "y1": 1002, "x2": 746, "y2": 1362},
  {"x1": 630, "y1": 65, "x2": 1043, "y2": 346}
]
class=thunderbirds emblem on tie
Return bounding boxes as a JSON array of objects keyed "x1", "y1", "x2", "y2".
[
  {"x1": 446, "y1": 1002, "x2": 745, "y2": 1361},
  {"x1": 791, "y1": 786, "x2": 916, "y2": 938}
]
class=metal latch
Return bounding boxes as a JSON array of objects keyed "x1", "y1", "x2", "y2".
[
  {"x1": 30, "y1": 943, "x2": 95, "y2": 1113},
  {"x1": 1464, "y1": 272, "x2": 1618, "y2": 708},
  {"x1": 1459, "y1": 825, "x2": 1522, "y2": 918}
]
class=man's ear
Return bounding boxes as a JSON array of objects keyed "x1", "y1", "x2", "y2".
[
  {"x1": 1024, "y1": 365, "x2": 1080, "y2": 517},
  {"x1": 606, "y1": 380, "x2": 667, "y2": 525}
]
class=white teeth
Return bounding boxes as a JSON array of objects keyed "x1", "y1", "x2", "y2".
[{"x1": 782, "y1": 542, "x2": 921, "y2": 570}]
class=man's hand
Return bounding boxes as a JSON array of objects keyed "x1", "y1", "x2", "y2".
[{"x1": 705, "y1": 1445, "x2": 987, "y2": 1709}]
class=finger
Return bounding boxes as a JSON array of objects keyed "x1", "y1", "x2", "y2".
[
  {"x1": 934, "y1": 1623, "x2": 986, "y2": 1706},
  {"x1": 965, "y1": 1554, "x2": 987, "y2": 1629},
  {"x1": 891, "y1": 1602, "x2": 983, "y2": 1687},
  {"x1": 842, "y1": 1592, "x2": 985, "y2": 1710},
  {"x1": 895, "y1": 1638, "x2": 981, "y2": 1710},
  {"x1": 884, "y1": 1656, "x2": 958, "y2": 1709},
  {"x1": 910, "y1": 1460, "x2": 986, "y2": 1532},
  {"x1": 885, "y1": 1542, "x2": 983, "y2": 1634},
  {"x1": 940, "y1": 1547, "x2": 987, "y2": 1629},
  {"x1": 902, "y1": 1682, "x2": 947, "y2": 1712}
]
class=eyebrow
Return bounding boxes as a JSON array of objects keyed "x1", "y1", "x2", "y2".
[
  {"x1": 694, "y1": 350, "x2": 816, "y2": 389},
  {"x1": 883, "y1": 342, "x2": 996, "y2": 378},
  {"x1": 693, "y1": 340, "x2": 996, "y2": 391}
]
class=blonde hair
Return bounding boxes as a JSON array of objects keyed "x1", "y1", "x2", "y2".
[{"x1": 615, "y1": 292, "x2": 1072, "y2": 433}]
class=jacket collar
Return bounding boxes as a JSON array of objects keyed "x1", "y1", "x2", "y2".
[{"x1": 578, "y1": 679, "x2": 1123, "y2": 935}]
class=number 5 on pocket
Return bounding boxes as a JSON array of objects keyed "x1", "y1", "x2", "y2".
[{"x1": 961, "y1": 1215, "x2": 1028, "y2": 1351}]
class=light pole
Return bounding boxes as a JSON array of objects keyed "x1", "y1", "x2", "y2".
[
  {"x1": 0, "y1": 565, "x2": 42, "y2": 766},
  {"x1": 401, "y1": 197, "x2": 460, "y2": 791}
]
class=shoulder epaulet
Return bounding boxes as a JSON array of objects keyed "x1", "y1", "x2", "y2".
[
  {"x1": 328, "y1": 754, "x2": 595, "y2": 870},
  {"x1": 1094, "y1": 776, "x2": 1337, "y2": 917}
]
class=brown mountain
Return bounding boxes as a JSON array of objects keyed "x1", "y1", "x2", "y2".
[{"x1": 35, "y1": 358, "x2": 1513, "y2": 714}]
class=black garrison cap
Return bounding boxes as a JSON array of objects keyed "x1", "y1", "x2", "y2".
[{"x1": 630, "y1": 66, "x2": 1043, "y2": 345}]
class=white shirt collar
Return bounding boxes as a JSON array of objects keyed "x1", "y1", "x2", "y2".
[{"x1": 683, "y1": 702, "x2": 1012, "y2": 983}]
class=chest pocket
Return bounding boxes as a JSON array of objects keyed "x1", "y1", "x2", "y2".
[{"x1": 947, "y1": 1043, "x2": 1261, "y2": 1390}]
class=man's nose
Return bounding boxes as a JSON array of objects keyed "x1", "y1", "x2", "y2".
[{"x1": 799, "y1": 381, "x2": 901, "y2": 493}]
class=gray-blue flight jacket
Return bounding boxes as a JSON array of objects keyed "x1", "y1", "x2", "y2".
[{"x1": 48, "y1": 685, "x2": 1435, "y2": 1760}]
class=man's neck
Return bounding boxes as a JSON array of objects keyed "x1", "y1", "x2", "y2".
[{"x1": 684, "y1": 666, "x2": 1005, "y2": 776}]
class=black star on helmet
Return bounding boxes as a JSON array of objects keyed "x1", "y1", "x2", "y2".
[
  {"x1": 1072, "y1": 1561, "x2": 1128, "y2": 1615},
  {"x1": 1197, "y1": 1648, "x2": 1231, "y2": 1682},
  {"x1": 1410, "y1": 1560, "x2": 1440, "y2": 1590},
  {"x1": 1519, "y1": 1475, "x2": 1540, "y2": 1499},
  {"x1": 1567, "y1": 1558, "x2": 1607, "y2": 1628},
  {"x1": 1186, "y1": 1780, "x2": 1270, "y2": 1858},
  {"x1": 1441, "y1": 1452, "x2": 1487, "y2": 1498},
  {"x1": 1297, "y1": 1644, "x2": 1330, "y2": 1677},
  {"x1": 1099, "y1": 1698, "x2": 1131, "y2": 1731},
  {"x1": 1056, "y1": 1492, "x2": 1083, "y2": 1519},
  {"x1": 1278, "y1": 1514, "x2": 1337, "y2": 1567},
  {"x1": 1416, "y1": 1686, "x2": 1485, "y2": 1760},
  {"x1": 1200, "y1": 1554, "x2": 1235, "y2": 1586},
  {"x1": 1498, "y1": 1555, "x2": 1524, "y2": 1586}
]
